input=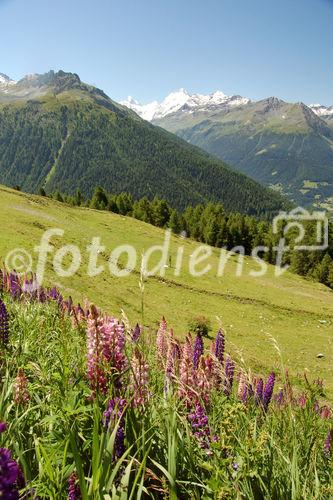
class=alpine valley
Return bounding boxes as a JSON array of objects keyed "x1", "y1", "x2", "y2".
[
  {"x1": 122, "y1": 89, "x2": 333, "y2": 210},
  {"x1": 0, "y1": 70, "x2": 288, "y2": 217}
]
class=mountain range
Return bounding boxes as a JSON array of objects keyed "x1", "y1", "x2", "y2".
[
  {"x1": 0, "y1": 70, "x2": 287, "y2": 217},
  {"x1": 122, "y1": 89, "x2": 333, "y2": 210}
]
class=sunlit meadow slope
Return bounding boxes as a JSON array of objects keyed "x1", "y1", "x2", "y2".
[{"x1": 0, "y1": 185, "x2": 332, "y2": 396}]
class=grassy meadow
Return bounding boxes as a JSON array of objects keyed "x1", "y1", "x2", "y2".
[{"x1": 0, "y1": 184, "x2": 332, "y2": 498}]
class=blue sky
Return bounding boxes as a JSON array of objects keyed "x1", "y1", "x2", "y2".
[{"x1": 0, "y1": 0, "x2": 332, "y2": 104}]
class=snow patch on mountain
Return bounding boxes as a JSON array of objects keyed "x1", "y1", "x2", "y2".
[
  {"x1": 121, "y1": 88, "x2": 251, "y2": 121},
  {"x1": 309, "y1": 103, "x2": 333, "y2": 117},
  {"x1": 0, "y1": 73, "x2": 17, "y2": 93}
]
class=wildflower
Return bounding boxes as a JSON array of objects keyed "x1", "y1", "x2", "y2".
[
  {"x1": 0, "y1": 447, "x2": 20, "y2": 499},
  {"x1": 132, "y1": 323, "x2": 141, "y2": 342},
  {"x1": 130, "y1": 349, "x2": 150, "y2": 407},
  {"x1": 237, "y1": 371, "x2": 247, "y2": 401},
  {"x1": 188, "y1": 403, "x2": 211, "y2": 450},
  {"x1": 165, "y1": 340, "x2": 180, "y2": 380},
  {"x1": 298, "y1": 392, "x2": 308, "y2": 408},
  {"x1": 324, "y1": 429, "x2": 332, "y2": 456},
  {"x1": 86, "y1": 306, "x2": 107, "y2": 395},
  {"x1": 13, "y1": 369, "x2": 29, "y2": 405},
  {"x1": 196, "y1": 355, "x2": 215, "y2": 404},
  {"x1": 0, "y1": 422, "x2": 7, "y2": 433},
  {"x1": 214, "y1": 329, "x2": 225, "y2": 365},
  {"x1": 274, "y1": 389, "x2": 284, "y2": 406},
  {"x1": 254, "y1": 378, "x2": 264, "y2": 405},
  {"x1": 8, "y1": 273, "x2": 22, "y2": 300},
  {"x1": 179, "y1": 335, "x2": 196, "y2": 402},
  {"x1": 263, "y1": 372, "x2": 276, "y2": 411},
  {"x1": 193, "y1": 333, "x2": 204, "y2": 369},
  {"x1": 224, "y1": 357, "x2": 235, "y2": 396},
  {"x1": 102, "y1": 319, "x2": 127, "y2": 374},
  {"x1": 104, "y1": 397, "x2": 127, "y2": 428},
  {"x1": 319, "y1": 406, "x2": 332, "y2": 419},
  {"x1": 156, "y1": 317, "x2": 168, "y2": 358},
  {"x1": 0, "y1": 299, "x2": 9, "y2": 346},
  {"x1": 68, "y1": 472, "x2": 81, "y2": 500}
]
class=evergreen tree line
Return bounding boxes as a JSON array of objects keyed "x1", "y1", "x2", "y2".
[{"x1": 41, "y1": 186, "x2": 333, "y2": 291}]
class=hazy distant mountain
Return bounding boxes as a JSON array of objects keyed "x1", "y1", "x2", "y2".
[
  {"x1": 0, "y1": 70, "x2": 288, "y2": 216},
  {"x1": 123, "y1": 90, "x2": 333, "y2": 210}
]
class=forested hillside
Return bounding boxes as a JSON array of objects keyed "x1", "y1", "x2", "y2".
[{"x1": 0, "y1": 71, "x2": 289, "y2": 216}]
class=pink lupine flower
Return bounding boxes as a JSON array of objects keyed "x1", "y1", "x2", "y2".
[
  {"x1": 237, "y1": 371, "x2": 247, "y2": 401},
  {"x1": 130, "y1": 349, "x2": 150, "y2": 407},
  {"x1": 13, "y1": 369, "x2": 29, "y2": 405},
  {"x1": 102, "y1": 319, "x2": 127, "y2": 374},
  {"x1": 178, "y1": 334, "x2": 196, "y2": 402},
  {"x1": 298, "y1": 392, "x2": 308, "y2": 408},
  {"x1": 195, "y1": 355, "x2": 215, "y2": 405},
  {"x1": 156, "y1": 317, "x2": 168, "y2": 358},
  {"x1": 319, "y1": 406, "x2": 332, "y2": 419},
  {"x1": 165, "y1": 339, "x2": 181, "y2": 380},
  {"x1": 86, "y1": 307, "x2": 127, "y2": 396},
  {"x1": 86, "y1": 306, "x2": 108, "y2": 395}
]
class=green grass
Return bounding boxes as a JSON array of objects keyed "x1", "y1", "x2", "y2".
[
  {"x1": 0, "y1": 291, "x2": 332, "y2": 498},
  {"x1": 1, "y1": 185, "x2": 333, "y2": 397}
]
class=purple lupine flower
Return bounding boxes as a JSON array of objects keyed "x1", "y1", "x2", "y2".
[
  {"x1": 0, "y1": 422, "x2": 7, "y2": 433},
  {"x1": 263, "y1": 372, "x2": 276, "y2": 411},
  {"x1": 188, "y1": 403, "x2": 211, "y2": 449},
  {"x1": 224, "y1": 357, "x2": 235, "y2": 396},
  {"x1": 132, "y1": 324, "x2": 141, "y2": 342},
  {"x1": 48, "y1": 286, "x2": 63, "y2": 305},
  {"x1": 254, "y1": 378, "x2": 264, "y2": 405},
  {"x1": 241, "y1": 383, "x2": 249, "y2": 404},
  {"x1": 0, "y1": 299, "x2": 9, "y2": 346},
  {"x1": 214, "y1": 329, "x2": 225, "y2": 365},
  {"x1": 8, "y1": 274, "x2": 22, "y2": 300},
  {"x1": 0, "y1": 447, "x2": 20, "y2": 499},
  {"x1": 68, "y1": 472, "x2": 81, "y2": 499},
  {"x1": 193, "y1": 333, "x2": 204, "y2": 370},
  {"x1": 324, "y1": 429, "x2": 332, "y2": 456},
  {"x1": 104, "y1": 398, "x2": 127, "y2": 460}
]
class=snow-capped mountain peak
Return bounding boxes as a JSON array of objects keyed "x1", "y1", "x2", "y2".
[
  {"x1": 0, "y1": 73, "x2": 16, "y2": 86},
  {"x1": 121, "y1": 88, "x2": 251, "y2": 121},
  {"x1": 309, "y1": 103, "x2": 333, "y2": 117},
  {"x1": 0, "y1": 73, "x2": 17, "y2": 93}
]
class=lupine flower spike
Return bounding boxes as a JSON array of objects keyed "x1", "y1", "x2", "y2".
[
  {"x1": 214, "y1": 329, "x2": 225, "y2": 365},
  {"x1": 13, "y1": 369, "x2": 29, "y2": 405},
  {"x1": 0, "y1": 447, "x2": 21, "y2": 499},
  {"x1": 104, "y1": 398, "x2": 127, "y2": 459},
  {"x1": 156, "y1": 317, "x2": 168, "y2": 358},
  {"x1": 324, "y1": 429, "x2": 332, "y2": 456},
  {"x1": 254, "y1": 378, "x2": 264, "y2": 405},
  {"x1": 130, "y1": 349, "x2": 150, "y2": 407},
  {"x1": 193, "y1": 333, "x2": 204, "y2": 370},
  {"x1": 68, "y1": 472, "x2": 81, "y2": 500},
  {"x1": 0, "y1": 299, "x2": 9, "y2": 346},
  {"x1": 224, "y1": 357, "x2": 235, "y2": 396},
  {"x1": 263, "y1": 372, "x2": 276, "y2": 411}
]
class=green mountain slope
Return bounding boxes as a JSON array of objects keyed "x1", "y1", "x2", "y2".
[
  {"x1": 154, "y1": 97, "x2": 333, "y2": 210},
  {"x1": 0, "y1": 71, "x2": 288, "y2": 217},
  {"x1": 0, "y1": 185, "x2": 332, "y2": 395}
]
